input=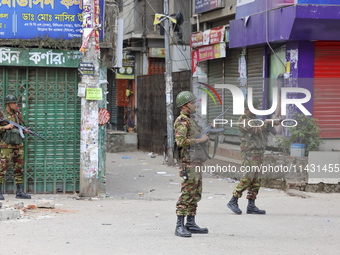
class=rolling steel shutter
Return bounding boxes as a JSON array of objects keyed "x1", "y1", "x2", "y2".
[
  {"x1": 314, "y1": 41, "x2": 340, "y2": 138},
  {"x1": 247, "y1": 47, "x2": 264, "y2": 109},
  {"x1": 207, "y1": 59, "x2": 224, "y2": 124},
  {"x1": 224, "y1": 49, "x2": 241, "y2": 135}
]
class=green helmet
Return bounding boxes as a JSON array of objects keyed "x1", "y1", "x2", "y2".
[
  {"x1": 176, "y1": 91, "x2": 196, "y2": 108},
  {"x1": 244, "y1": 98, "x2": 260, "y2": 110},
  {"x1": 4, "y1": 94, "x2": 18, "y2": 104}
]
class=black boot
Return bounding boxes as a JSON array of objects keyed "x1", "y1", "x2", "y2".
[
  {"x1": 0, "y1": 185, "x2": 4, "y2": 200},
  {"x1": 185, "y1": 215, "x2": 208, "y2": 234},
  {"x1": 247, "y1": 199, "x2": 266, "y2": 214},
  {"x1": 16, "y1": 184, "x2": 31, "y2": 199},
  {"x1": 227, "y1": 195, "x2": 242, "y2": 215},
  {"x1": 175, "y1": 216, "x2": 192, "y2": 237}
]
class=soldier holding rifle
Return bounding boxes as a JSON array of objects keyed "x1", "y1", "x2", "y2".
[{"x1": 0, "y1": 94, "x2": 31, "y2": 200}]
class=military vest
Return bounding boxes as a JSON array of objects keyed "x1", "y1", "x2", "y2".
[
  {"x1": 174, "y1": 112, "x2": 210, "y2": 163},
  {"x1": 0, "y1": 110, "x2": 23, "y2": 145}
]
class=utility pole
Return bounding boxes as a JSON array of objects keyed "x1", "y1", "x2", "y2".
[
  {"x1": 79, "y1": 0, "x2": 100, "y2": 197},
  {"x1": 164, "y1": 0, "x2": 174, "y2": 166}
]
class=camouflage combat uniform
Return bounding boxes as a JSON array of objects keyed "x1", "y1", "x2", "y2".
[
  {"x1": 174, "y1": 111, "x2": 208, "y2": 216},
  {"x1": 232, "y1": 113, "x2": 269, "y2": 200},
  {"x1": 0, "y1": 109, "x2": 25, "y2": 184}
]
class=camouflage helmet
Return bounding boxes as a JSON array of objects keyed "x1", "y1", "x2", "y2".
[
  {"x1": 4, "y1": 94, "x2": 18, "y2": 104},
  {"x1": 244, "y1": 98, "x2": 260, "y2": 110},
  {"x1": 176, "y1": 91, "x2": 196, "y2": 108}
]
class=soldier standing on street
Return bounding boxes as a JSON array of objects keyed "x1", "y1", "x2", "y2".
[
  {"x1": 174, "y1": 91, "x2": 209, "y2": 238},
  {"x1": 227, "y1": 99, "x2": 279, "y2": 215},
  {"x1": 0, "y1": 94, "x2": 31, "y2": 200}
]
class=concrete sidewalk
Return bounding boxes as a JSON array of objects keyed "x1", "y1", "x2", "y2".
[{"x1": 0, "y1": 151, "x2": 339, "y2": 255}]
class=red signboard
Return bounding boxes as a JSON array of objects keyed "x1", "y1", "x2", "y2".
[
  {"x1": 198, "y1": 42, "x2": 226, "y2": 62},
  {"x1": 99, "y1": 108, "x2": 110, "y2": 125},
  {"x1": 190, "y1": 31, "x2": 204, "y2": 48},
  {"x1": 210, "y1": 26, "x2": 225, "y2": 45}
]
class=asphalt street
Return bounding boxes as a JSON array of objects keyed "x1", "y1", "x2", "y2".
[{"x1": 1, "y1": 151, "x2": 339, "y2": 255}]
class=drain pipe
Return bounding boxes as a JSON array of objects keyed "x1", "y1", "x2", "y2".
[{"x1": 266, "y1": 0, "x2": 286, "y2": 69}]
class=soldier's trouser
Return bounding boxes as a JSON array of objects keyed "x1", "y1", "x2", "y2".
[
  {"x1": 176, "y1": 164, "x2": 203, "y2": 216},
  {"x1": 0, "y1": 148, "x2": 24, "y2": 184},
  {"x1": 233, "y1": 152, "x2": 263, "y2": 200}
]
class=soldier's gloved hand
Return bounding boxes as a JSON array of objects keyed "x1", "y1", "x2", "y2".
[{"x1": 4, "y1": 124, "x2": 14, "y2": 130}]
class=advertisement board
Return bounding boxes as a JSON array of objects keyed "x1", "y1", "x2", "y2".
[
  {"x1": 197, "y1": 42, "x2": 226, "y2": 62},
  {"x1": 195, "y1": 0, "x2": 224, "y2": 14},
  {"x1": 0, "y1": 0, "x2": 82, "y2": 39}
]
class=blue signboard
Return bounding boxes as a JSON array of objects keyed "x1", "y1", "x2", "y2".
[
  {"x1": 0, "y1": 0, "x2": 82, "y2": 40},
  {"x1": 298, "y1": 0, "x2": 340, "y2": 4},
  {"x1": 195, "y1": 0, "x2": 224, "y2": 14}
]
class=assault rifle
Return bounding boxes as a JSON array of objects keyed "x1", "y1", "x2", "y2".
[
  {"x1": 266, "y1": 118, "x2": 285, "y2": 136},
  {"x1": 197, "y1": 107, "x2": 230, "y2": 139},
  {"x1": 0, "y1": 117, "x2": 46, "y2": 140}
]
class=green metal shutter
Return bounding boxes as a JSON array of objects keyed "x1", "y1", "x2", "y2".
[
  {"x1": 247, "y1": 47, "x2": 264, "y2": 108},
  {"x1": 207, "y1": 59, "x2": 224, "y2": 123},
  {"x1": 0, "y1": 67, "x2": 80, "y2": 194},
  {"x1": 224, "y1": 49, "x2": 241, "y2": 135}
]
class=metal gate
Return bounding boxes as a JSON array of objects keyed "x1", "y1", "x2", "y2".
[
  {"x1": 137, "y1": 71, "x2": 191, "y2": 154},
  {"x1": 0, "y1": 67, "x2": 80, "y2": 194}
]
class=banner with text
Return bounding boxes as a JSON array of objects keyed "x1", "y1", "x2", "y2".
[
  {"x1": 197, "y1": 42, "x2": 226, "y2": 62},
  {"x1": 0, "y1": 0, "x2": 82, "y2": 39},
  {"x1": 0, "y1": 47, "x2": 82, "y2": 68}
]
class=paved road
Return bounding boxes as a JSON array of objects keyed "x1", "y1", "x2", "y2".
[{"x1": 1, "y1": 151, "x2": 339, "y2": 255}]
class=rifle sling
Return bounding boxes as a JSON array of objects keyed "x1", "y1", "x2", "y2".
[{"x1": 200, "y1": 133, "x2": 219, "y2": 160}]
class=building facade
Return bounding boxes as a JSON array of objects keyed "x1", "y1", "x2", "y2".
[
  {"x1": 0, "y1": 1, "x2": 116, "y2": 194},
  {"x1": 190, "y1": 0, "x2": 340, "y2": 150}
]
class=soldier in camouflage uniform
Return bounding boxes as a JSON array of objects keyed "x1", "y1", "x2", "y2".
[
  {"x1": 0, "y1": 94, "x2": 31, "y2": 200},
  {"x1": 227, "y1": 99, "x2": 279, "y2": 215},
  {"x1": 174, "y1": 91, "x2": 209, "y2": 238}
]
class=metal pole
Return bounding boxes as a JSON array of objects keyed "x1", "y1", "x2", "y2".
[
  {"x1": 164, "y1": 0, "x2": 174, "y2": 166},
  {"x1": 79, "y1": 0, "x2": 100, "y2": 197}
]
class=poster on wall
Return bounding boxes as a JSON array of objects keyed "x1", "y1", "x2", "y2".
[
  {"x1": 0, "y1": 1, "x2": 82, "y2": 39},
  {"x1": 192, "y1": 50, "x2": 198, "y2": 76}
]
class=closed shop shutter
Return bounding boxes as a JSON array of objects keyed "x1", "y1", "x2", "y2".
[
  {"x1": 207, "y1": 59, "x2": 224, "y2": 124},
  {"x1": 0, "y1": 67, "x2": 80, "y2": 194},
  {"x1": 107, "y1": 69, "x2": 118, "y2": 129},
  {"x1": 224, "y1": 49, "x2": 241, "y2": 135},
  {"x1": 247, "y1": 47, "x2": 264, "y2": 109},
  {"x1": 314, "y1": 41, "x2": 340, "y2": 138}
]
